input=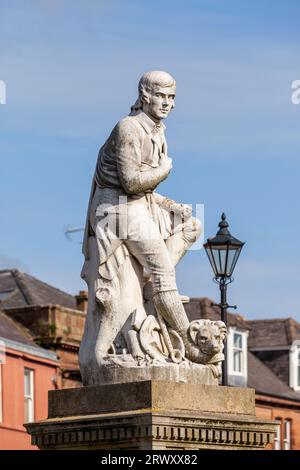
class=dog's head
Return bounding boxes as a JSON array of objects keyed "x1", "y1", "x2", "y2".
[{"x1": 187, "y1": 320, "x2": 227, "y2": 357}]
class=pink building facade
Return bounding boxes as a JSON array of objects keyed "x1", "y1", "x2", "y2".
[{"x1": 0, "y1": 335, "x2": 58, "y2": 449}]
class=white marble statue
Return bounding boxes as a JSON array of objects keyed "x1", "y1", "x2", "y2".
[{"x1": 79, "y1": 71, "x2": 227, "y2": 385}]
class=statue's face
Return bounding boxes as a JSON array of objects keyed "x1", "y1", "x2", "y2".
[{"x1": 144, "y1": 85, "x2": 176, "y2": 121}]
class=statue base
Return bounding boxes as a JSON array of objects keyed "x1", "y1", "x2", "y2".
[
  {"x1": 82, "y1": 355, "x2": 219, "y2": 386},
  {"x1": 25, "y1": 381, "x2": 276, "y2": 450}
]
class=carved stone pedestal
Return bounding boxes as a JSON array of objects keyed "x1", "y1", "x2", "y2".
[
  {"x1": 86, "y1": 359, "x2": 219, "y2": 386},
  {"x1": 25, "y1": 381, "x2": 276, "y2": 450}
]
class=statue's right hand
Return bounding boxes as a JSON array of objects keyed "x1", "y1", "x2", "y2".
[{"x1": 159, "y1": 153, "x2": 173, "y2": 175}]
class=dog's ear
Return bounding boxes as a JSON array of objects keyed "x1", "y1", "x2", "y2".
[
  {"x1": 215, "y1": 321, "x2": 227, "y2": 341},
  {"x1": 188, "y1": 321, "x2": 201, "y2": 344}
]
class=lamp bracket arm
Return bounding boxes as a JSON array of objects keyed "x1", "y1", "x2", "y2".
[{"x1": 212, "y1": 303, "x2": 237, "y2": 310}]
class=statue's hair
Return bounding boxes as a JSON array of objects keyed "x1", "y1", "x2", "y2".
[{"x1": 130, "y1": 71, "x2": 176, "y2": 115}]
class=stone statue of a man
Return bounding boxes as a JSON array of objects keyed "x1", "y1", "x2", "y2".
[{"x1": 79, "y1": 71, "x2": 226, "y2": 385}]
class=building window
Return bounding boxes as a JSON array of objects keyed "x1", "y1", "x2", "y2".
[
  {"x1": 274, "y1": 419, "x2": 281, "y2": 450},
  {"x1": 233, "y1": 332, "x2": 243, "y2": 373},
  {"x1": 283, "y1": 419, "x2": 291, "y2": 450},
  {"x1": 274, "y1": 418, "x2": 292, "y2": 450},
  {"x1": 289, "y1": 342, "x2": 300, "y2": 391},
  {"x1": 0, "y1": 289, "x2": 13, "y2": 301},
  {"x1": 24, "y1": 368, "x2": 34, "y2": 423},
  {"x1": 227, "y1": 328, "x2": 248, "y2": 384}
]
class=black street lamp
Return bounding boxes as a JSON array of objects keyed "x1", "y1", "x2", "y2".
[{"x1": 204, "y1": 213, "x2": 244, "y2": 386}]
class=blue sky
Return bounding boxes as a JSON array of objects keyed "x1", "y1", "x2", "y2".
[{"x1": 1, "y1": 0, "x2": 300, "y2": 320}]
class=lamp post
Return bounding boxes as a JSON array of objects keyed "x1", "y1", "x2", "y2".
[{"x1": 204, "y1": 213, "x2": 244, "y2": 386}]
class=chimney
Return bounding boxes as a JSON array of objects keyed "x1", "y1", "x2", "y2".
[{"x1": 75, "y1": 290, "x2": 88, "y2": 312}]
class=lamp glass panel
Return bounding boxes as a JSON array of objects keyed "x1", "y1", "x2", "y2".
[
  {"x1": 212, "y1": 247, "x2": 227, "y2": 276},
  {"x1": 226, "y1": 247, "x2": 242, "y2": 276},
  {"x1": 226, "y1": 248, "x2": 238, "y2": 276},
  {"x1": 205, "y1": 247, "x2": 218, "y2": 276}
]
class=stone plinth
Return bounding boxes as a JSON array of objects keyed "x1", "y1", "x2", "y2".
[
  {"x1": 85, "y1": 360, "x2": 219, "y2": 386},
  {"x1": 25, "y1": 381, "x2": 277, "y2": 450}
]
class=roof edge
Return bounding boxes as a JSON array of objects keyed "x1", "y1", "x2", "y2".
[{"x1": 0, "y1": 335, "x2": 58, "y2": 362}]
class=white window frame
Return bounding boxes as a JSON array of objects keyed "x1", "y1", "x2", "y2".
[
  {"x1": 227, "y1": 328, "x2": 248, "y2": 378},
  {"x1": 289, "y1": 341, "x2": 300, "y2": 391},
  {"x1": 274, "y1": 420, "x2": 281, "y2": 450},
  {"x1": 283, "y1": 419, "x2": 291, "y2": 450},
  {"x1": 24, "y1": 368, "x2": 34, "y2": 423},
  {"x1": 233, "y1": 332, "x2": 243, "y2": 373}
]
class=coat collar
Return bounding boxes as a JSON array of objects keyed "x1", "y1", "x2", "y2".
[{"x1": 133, "y1": 111, "x2": 166, "y2": 135}]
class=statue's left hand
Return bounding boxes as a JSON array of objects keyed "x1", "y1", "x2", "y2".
[
  {"x1": 157, "y1": 197, "x2": 193, "y2": 219},
  {"x1": 172, "y1": 203, "x2": 192, "y2": 218}
]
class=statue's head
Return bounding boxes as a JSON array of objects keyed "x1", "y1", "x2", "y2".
[{"x1": 131, "y1": 70, "x2": 176, "y2": 121}]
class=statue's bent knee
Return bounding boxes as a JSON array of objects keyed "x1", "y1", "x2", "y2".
[
  {"x1": 182, "y1": 216, "x2": 202, "y2": 244},
  {"x1": 193, "y1": 216, "x2": 202, "y2": 238}
]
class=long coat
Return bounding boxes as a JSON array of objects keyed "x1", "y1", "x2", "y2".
[{"x1": 82, "y1": 111, "x2": 170, "y2": 281}]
